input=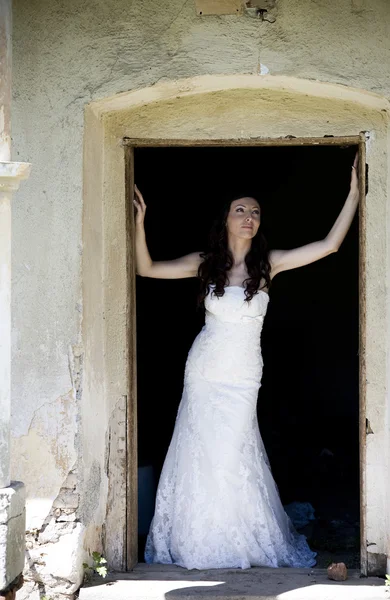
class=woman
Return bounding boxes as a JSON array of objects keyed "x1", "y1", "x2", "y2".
[{"x1": 134, "y1": 155, "x2": 359, "y2": 570}]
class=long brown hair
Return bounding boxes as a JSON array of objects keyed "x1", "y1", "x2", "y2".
[{"x1": 198, "y1": 197, "x2": 271, "y2": 304}]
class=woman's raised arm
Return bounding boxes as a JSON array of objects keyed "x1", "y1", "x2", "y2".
[
  {"x1": 270, "y1": 154, "x2": 360, "y2": 278},
  {"x1": 134, "y1": 185, "x2": 202, "y2": 279}
]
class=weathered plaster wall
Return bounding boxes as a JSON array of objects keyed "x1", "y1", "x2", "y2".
[{"x1": 10, "y1": 0, "x2": 390, "y2": 594}]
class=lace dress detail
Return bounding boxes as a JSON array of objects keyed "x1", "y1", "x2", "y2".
[{"x1": 145, "y1": 286, "x2": 317, "y2": 569}]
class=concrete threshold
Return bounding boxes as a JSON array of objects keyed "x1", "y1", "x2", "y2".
[{"x1": 79, "y1": 563, "x2": 388, "y2": 600}]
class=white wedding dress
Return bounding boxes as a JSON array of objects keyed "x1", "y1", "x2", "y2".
[{"x1": 145, "y1": 285, "x2": 317, "y2": 569}]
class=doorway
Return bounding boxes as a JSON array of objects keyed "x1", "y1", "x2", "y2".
[{"x1": 125, "y1": 136, "x2": 366, "y2": 571}]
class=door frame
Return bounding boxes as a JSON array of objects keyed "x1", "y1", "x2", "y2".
[{"x1": 124, "y1": 133, "x2": 367, "y2": 573}]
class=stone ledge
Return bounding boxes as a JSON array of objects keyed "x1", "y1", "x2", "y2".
[
  {"x1": 0, "y1": 483, "x2": 26, "y2": 591},
  {"x1": 0, "y1": 162, "x2": 31, "y2": 192},
  {"x1": 0, "y1": 482, "x2": 25, "y2": 525}
]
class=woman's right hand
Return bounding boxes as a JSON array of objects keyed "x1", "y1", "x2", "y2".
[
  {"x1": 133, "y1": 184, "x2": 146, "y2": 226},
  {"x1": 133, "y1": 183, "x2": 202, "y2": 278}
]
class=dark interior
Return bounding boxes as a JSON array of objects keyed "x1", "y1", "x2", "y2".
[{"x1": 135, "y1": 144, "x2": 360, "y2": 567}]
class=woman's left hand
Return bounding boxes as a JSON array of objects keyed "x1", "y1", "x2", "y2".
[
  {"x1": 350, "y1": 152, "x2": 359, "y2": 195},
  {"x1": 270, "y1": 150, "x2": 361, "y2": 277}
]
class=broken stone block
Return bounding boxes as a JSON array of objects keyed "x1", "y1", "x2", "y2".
[
  {"x1": 15, "y1": 579, "x2": 40, "y2": 600},
  {"x1": 38, "y1": 521, "x2": 77, "y2": 545},
  {"x1": 38, "y1": 519, "x2": 60, "y2": 545},
  {"x1": 62, "y1": 473, "x2": 77, "y2": 490},
  {"x1": 327, "y1": 562, "x2": 348, "y2": 581},
  {"x1": 52, "y1": 491, "x2": 79, "y2": 510},
  {"x1": 25, "y1": 523, "x2": 86, "y2": 597},
  {"x1": 56, "y1": 512, "x2": 77, "y2": 522}
]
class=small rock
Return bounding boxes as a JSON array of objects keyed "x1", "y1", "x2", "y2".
[{"x1": 327, "y1": 562, "x2": 348, "y2": 581}]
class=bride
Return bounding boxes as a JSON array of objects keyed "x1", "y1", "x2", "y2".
[{"x1": 133, "y1": 155, "x2": 359, "y2": 570}]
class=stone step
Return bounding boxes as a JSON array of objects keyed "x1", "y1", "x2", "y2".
[{"x1": 79, "y1": 564, "x2": 387, "y2": 600}]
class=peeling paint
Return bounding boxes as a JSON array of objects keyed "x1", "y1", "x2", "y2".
[
  {"x1": 11, "y1": 390, "x2": 78, "y2": 530},
  {"x1": 68, "y1": 344, "x2": 83, "y2": 402}
]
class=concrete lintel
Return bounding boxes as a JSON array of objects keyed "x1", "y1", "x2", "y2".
[{"x1": 0, "y1": 482, "x2": 26, "y2": 591}]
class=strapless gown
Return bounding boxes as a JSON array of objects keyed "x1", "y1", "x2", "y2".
[{"x1": 145, "y1": 286, "x2": 317, "y2": 569}]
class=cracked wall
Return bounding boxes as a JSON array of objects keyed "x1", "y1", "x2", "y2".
[
  {"x1": 22, "y1": 469, "x2": 85, "y2": 599},
  {"x1": 10, "y1": 345, "x2": 82, "y2": 531},
  {"x1": 9, "y1": 0, "x2": 390, "y2": 593}
]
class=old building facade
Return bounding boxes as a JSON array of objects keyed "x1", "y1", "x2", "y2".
[{"x1": 1, "y1": 0, "x2": 390, "y2": 597}]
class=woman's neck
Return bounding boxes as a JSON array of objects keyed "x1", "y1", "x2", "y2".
[{"x1": 228, "y1": 237, "x2": 252, "y2": 267}]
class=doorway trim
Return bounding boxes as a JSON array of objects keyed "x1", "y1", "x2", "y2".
[
  {"x1": 82, "y1": 74, "x2": 390, "y2": 577},
  {"x1": 124, "y1": 133, "x2": 367, "y2": 572}
]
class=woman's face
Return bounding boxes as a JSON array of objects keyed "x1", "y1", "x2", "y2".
[{"x1": 226, "y1": 197, "x2": 261, "y2": 240}]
